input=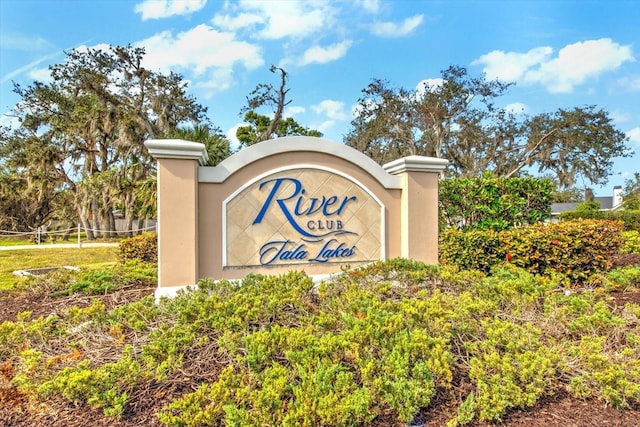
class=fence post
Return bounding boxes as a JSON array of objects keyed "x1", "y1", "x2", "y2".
[{"x1": 77, "y1": 223, "x2": 82, "y2": 248}]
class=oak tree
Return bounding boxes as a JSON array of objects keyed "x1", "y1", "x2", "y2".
[
  {"x1": 346, "y1": 65, "x2": 631, "y2": 188},
  {"x1": 2, "y1": 45, "x2": 208, "y2": 236}
]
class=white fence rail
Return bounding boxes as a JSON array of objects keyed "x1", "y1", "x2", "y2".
[{"x1": 0, "y1": 220, "x2": 157, "y2": 247}]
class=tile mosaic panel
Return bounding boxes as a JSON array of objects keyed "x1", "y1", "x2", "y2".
[{"x1": 225, "y1": 169, "x2": 383, "y2": 267}]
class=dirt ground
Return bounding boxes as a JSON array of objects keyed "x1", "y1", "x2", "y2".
[{"x1": 1, "y1": 255, "x2": 640, "y2": 426}]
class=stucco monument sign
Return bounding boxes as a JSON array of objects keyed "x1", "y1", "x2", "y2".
[{"x1": 145, "y1": 136, "x2": 448, "y2": 298}]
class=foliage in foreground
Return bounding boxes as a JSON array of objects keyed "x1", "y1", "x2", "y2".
[{"x1": 2, "y1": 259, "x2": 639, "y2": 425}]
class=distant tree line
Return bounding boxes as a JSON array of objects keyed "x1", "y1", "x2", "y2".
[{"x1": 1, "y1": 47, "x2": 635, "y2": 236}]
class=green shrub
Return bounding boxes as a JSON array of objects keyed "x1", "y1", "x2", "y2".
[
  {"x1": 158, "y1": 271, "x2": 445, "y2": 426},
  {"x1": 439, "y1": 229, "x2": 505, "y2": 273},
  {"x1": 118, "y1": 232, "x2": 158, "y2": 263},
  {"x1": 0, "y1": 313, "x2": 61, "y2": 360},
  {"x1": 35, "y1": 351, "x2": 142, "y2": 417},
  {"x1": 5, "y1": 260, "x2": 640, "y2": 424},
  {"x1": 468, "y1": 319, "x2": 557, "y2": 421},
  {"x1": 439, "y1": 175, "x2": 553, "y2": 231},
  {"x1": 440, "y1": 219, "x2": 624, "y2": 282},
  {"x1": 559, "y1": 209, "x2": 640, "y2": 231},
  {"x1": 66, "y1": 270, "x2": 117, "y2": 295},
  {"x1": 621, "y1": 230, "x2": 640, "y2": 254},
  {"x1": 599, "y1": 266, "x2": 640, "y2": 291},
  {"x1": 51, "y1": 260, "x2": 157, "y2": 296},
  {"x1": 561, "y1": 336, "x2": 640, "y2": 408}
]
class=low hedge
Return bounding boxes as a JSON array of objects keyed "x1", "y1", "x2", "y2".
[
  {"x1": 440, "y1": 219, "x2": 624, "y2": 282},
  {"x1": 559, "y1": 210, "x2": 640, "y2": 231},
  {"x1": 621, "y1": 231, "x2": 640, "y2": 254},
  {"x1": 118, "y1": 232, "x2": 158, "y2": 264},
  {"x1": 5, "y1": 262, "x2": 640, "y2": 425}
]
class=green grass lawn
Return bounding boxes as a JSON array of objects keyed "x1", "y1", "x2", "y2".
[
  {"x1": 0, "y1": 246, "x2": 119, "y2": 290},
  {"x1": 0, "y1": 234, "x2": 122, "y2": 247},
  {"x1": 0, "y1": 237, "x2": 37, "y2": 246}
]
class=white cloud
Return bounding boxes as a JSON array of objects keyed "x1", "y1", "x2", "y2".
[
  {"x1": 355, "y1": 0, "x2": 380, "y2": 13},
  {"x1": 472, "y1": 47, "x2": 553, "y2": 82},
  {"x1": 505, "y1": 102, "x2": 528, "y2": 114},
  {"x1": 416, "y1": 78, "x2": 444, "y2": 97},
  {"x1": 212, "y1": 12, "x2": 263, "y2": 31},
  {"x1": 627, "y1": 127, "x2": 640, "y2": 146},
  {"x1": 0, "y1": 33, "x2": 52, "y2": 51},
  {"x1": 312, "y1": 100, "x2": 347, "y2": 120},
  {"x1": 527, "y1": 39, "x2": 634, "y2": 92},
  {"x1": 192, "y1": 68, "x2": 235, "y2": 97},
  {"x1": 314, "y1": 119, "x2": 337, "y2": 134},
  {"x1": 136, "y1": 24, "x2": 263, "y2": 95},
  {"x1": 226, "y1": 123, "x2": 243, "y2": 152},
  {"x1": 27, "y1": 67, "x2": 52, "y2": 83},
  {"x1": 285, "y1": 106, "x2": 306, "y2": 117},
  {"x1": 300, "y1": 41, "x2": 352, "y2": 66},
  {"x1": 371, "y1": 14, "x2": 423, "y2": 38},
  {"x1": 0, "y1": 50, "x2": 66, "y2": 84},
  {"x1": 135, "y1": 0, "x2": 207, "y2": 21},
  {"x1": 616, "y1": 75, "x2": 640, "y2": 92},
  {"x1": 473, "y1": 39, "x2": 634, "y2": 93},
  {"x1": 0, "y1": 112, "x2": 20, "y2": 130},
  {"x1": 611, "y1": 110, "x2": 631, "y2": 123},
  {"x1": 213, "y1": 0, "x2": 336, "y2": 40}
]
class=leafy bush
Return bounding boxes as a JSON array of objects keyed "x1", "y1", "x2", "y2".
[
  {"x1": 36, "y1": 354, "x2": 141, "y2": 417},
  {"x1": 468, "y1": 319, "x2": 557, "y2": 420},
  {"x1": 118, "y1": 232, "x2": 158, "y2": 264},
  {"x1": 621, "y1": 230, "x2": 640, "y2": 254},
  {"x1": 51, "y1": 260, "x2": 157, "y2": 296},
  {"x1": 559, "y1": 209, "x2": 640, "y2": 231},
  {"x1": 439, "y1": 175, "x2": 553, "y2": 231},
  {"x1": 440, "y1": 219, "x2": 624, "y2": 282},
  {"x1": 562, "y1": 336, "x2": 640, "y2": 408},
  {"x1": 4, "y1": 260, "x2": 640, "y2": 424},
  {"x1": 599, "y1": 266, "x2": 640, "y2": 291}
]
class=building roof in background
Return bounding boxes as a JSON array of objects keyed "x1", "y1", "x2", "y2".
[{"x1": 551, "y1": 195, "x2": 618, "y2": 215}]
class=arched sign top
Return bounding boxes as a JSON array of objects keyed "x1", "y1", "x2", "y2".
[
  {"x1": 198, "y1": 136, "x2": 403, "y2": 189},
  {"x1": 145, "y1": 135, "x2": 448, "y2": 294}
]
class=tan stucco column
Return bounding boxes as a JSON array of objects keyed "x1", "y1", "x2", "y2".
[
  {"x1": 144, "y1": 139, "x2": 208, "y2": 292},
  {"x1": 383, "y1": 156, "x2": 449, "y2": 264}
]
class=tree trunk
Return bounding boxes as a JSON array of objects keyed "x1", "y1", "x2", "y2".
[
  {"x1": 80, "y1": 212, "x2": 94, "y2": 240},
  {"x1": 91, "y1": 198, "x2": 101, "y2": 239},
  {"x1": 123, "y1": 193, "x2": 136, "y2": 237},
  {"x1": 62, "y1": 222, "x2": 73, "y2": 242},
  {"x1": 124, "y1": 216, "x2": 134, "y2": 238},
  {"x1": 137, "y1": 219, "x2": 145, "y2": 235},
  {"x1": 102, "y1": 209, "x2": 115, "y2": 238}
]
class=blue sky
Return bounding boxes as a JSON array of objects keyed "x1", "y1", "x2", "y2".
[{"x1": 1, "y1": 0, "x2": 639, "y2": 197}]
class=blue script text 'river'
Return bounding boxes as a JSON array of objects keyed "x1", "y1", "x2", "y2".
[{"x1": 252, "y1": 177, "x2": 358, "y2": 239}]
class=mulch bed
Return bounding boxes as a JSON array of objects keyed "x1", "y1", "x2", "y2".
[
  {"x1": 0, "y1": 281, "x2": 156, "y2": 322},
  {"x1": 1, "y1": 255, "x2": 640, "y2": 426}
]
